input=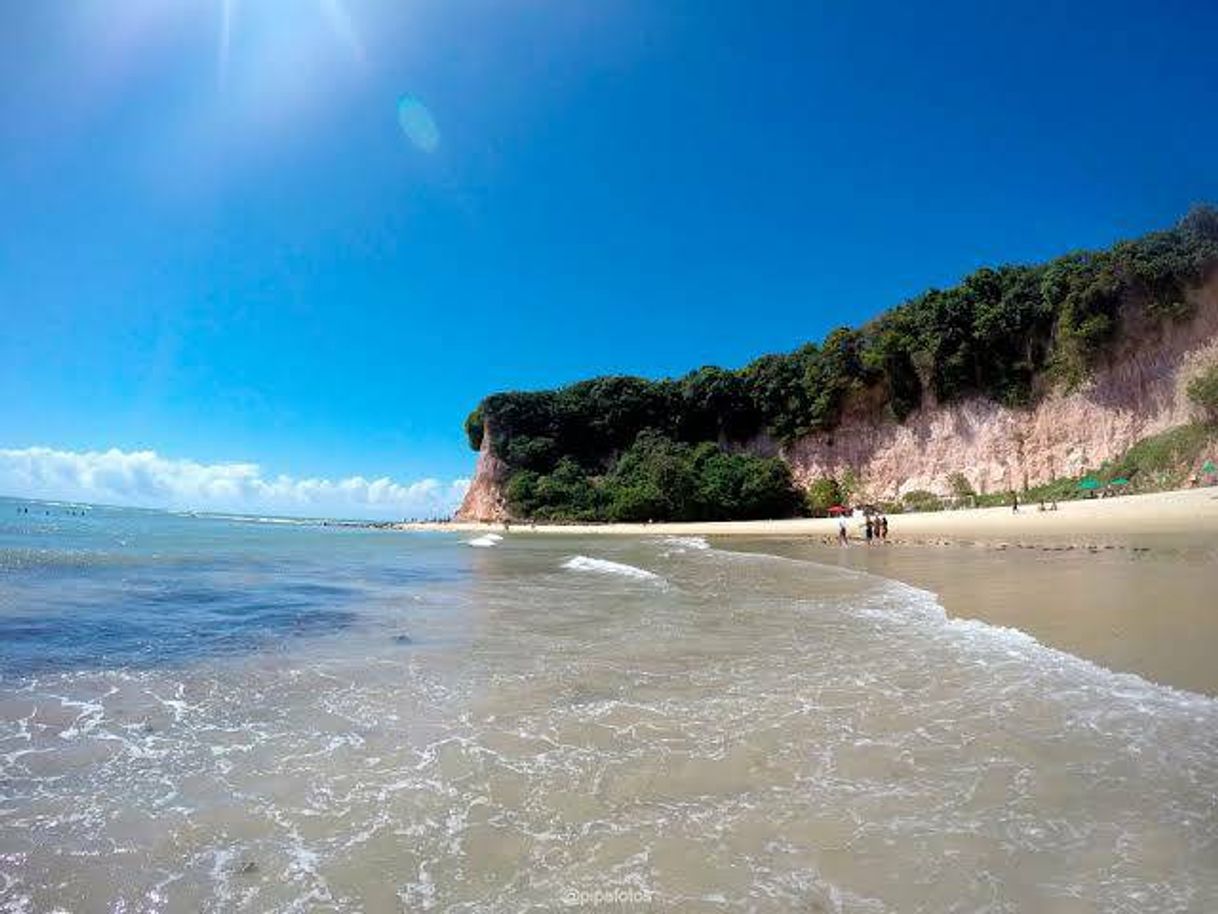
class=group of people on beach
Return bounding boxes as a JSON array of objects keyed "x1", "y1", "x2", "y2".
[{"x1": 836, "y1": 513, "x2": 888, "y2": 546}]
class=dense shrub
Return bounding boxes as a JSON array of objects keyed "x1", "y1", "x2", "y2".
[
  {"x1": 506, "y1": 458, "x2": 605, "y2": 521},
  {"x1": 504, "y1": 431, "x2": 803, "y2": 522},
  {"x1": 947, "y1": 472, "x2": 975, "y2": 499},
  {"x1": 804, "y1": 477, "x2": 844, "y2": 516},
  {"x1": 1187, "y1": 363, "x2": 1218, "y2": 422},
  {"x1": 464, "y1": 406, "x2": 484, "y2": 451},
  {"x1": 901, "y1": 490, "x2": 944, "y2": 512},
  {"x1": 1096, "y1": 423, "x2": 1216, "y2": 490}
]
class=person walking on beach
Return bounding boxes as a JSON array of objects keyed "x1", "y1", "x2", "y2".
[
  {"x1": 1012, "y1": 493, "x2": 1019, "y2": 514},
  {"x1": 864, "y1": 516, "x2": 874, "y2": 544},
  {"x1": 880, "y1": 515, "x2": 889, "y2": 542},
  {"x1": 837, "y1": 518, "x2": 849, "y2": 546}
]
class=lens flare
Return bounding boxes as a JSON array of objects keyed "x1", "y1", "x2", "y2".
[{"x1": 397, "y1": 95, "x2": 440, "y2": 153}]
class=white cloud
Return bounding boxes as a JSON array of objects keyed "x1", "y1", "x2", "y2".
[{"x1": 0, "y1": 446, "x2": 469, "y2": 520}]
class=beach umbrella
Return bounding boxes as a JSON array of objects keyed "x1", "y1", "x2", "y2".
[
  {"x1": 1203, "y1": 460, "x2": 1217, "y2": 474},
  {"x1": 1077, "y1": 477, "x2": 1100, "y2": 491},
  {"x1": 1108, "y1": 478, "x2": 1129, "y2": 487}
]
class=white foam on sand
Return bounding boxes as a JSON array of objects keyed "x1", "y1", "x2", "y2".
[
  {"x1": 661, "y1": 536, "x2": 710, "y2": 552},
  {"x1": 561, "y1": 556, "x2": 660, "y2": 580}
]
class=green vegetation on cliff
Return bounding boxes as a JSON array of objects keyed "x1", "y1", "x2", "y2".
[
  {"x1": 1188, "y1": 362, "x2": 1218, "y2": 422},
  {"x1": 800, "y1": 423, "x2": 1218, "y2": 516},
  {"x1": 959, "y1": 422, "x2": 1218, "y2": 508},
  {"x1": 505, "y1": 431, "x2": 802, "y2": 522},
  {"x1": 467, "y1": 208, "x2": 1218, "y2": 521}
]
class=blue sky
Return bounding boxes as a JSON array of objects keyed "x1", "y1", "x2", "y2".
[{"x1": 2, "y1": 0, "x2": 1216, "y2": 516}]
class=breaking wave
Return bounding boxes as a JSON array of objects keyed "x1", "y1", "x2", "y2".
[
  {"x1": 466, "y1": 533, "x2": 503, "y2": 548},
  {"x1": 561, "y1": 555, "x2": 660, "y2": 580},
  {"x1": 659, "y1": 535, "x2": 710, "y2": 552}
]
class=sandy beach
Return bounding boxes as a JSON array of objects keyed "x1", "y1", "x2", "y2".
[{"x1": 410, "y1": 485, "x2": 1218, "y2": 539}]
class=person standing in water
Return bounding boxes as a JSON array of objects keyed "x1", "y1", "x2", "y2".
[
  {"x1": 837, "y1": 518, "x2": 849, "y2": 546},
  {"x1": 880, "y1": 515, "x2": 889, "y2": 542},
  {"x1": 864, "y1": 516, "x2": 874, "y2": 544}
]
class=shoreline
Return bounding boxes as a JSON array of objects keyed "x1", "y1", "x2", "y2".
[
  {"x1": 401, "y1": 485, "x2": 1218, "y2": 540},
  {"x1": 728, "y1": 533, "x2": 1218, "y2": 697},
  {"x1": 408, "y1": 487, "x2": 1218, "y2": 696}
]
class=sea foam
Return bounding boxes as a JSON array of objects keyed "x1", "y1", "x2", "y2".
[
  {"x1": 561, "y1": 555, "x2": 660, "y2": 580},
  {"x1": 660, "y1": 536, "x2": 710, "y2": 552},
  {"x1": 466, "y1": 533, "x2": 504, "y2": 548}
]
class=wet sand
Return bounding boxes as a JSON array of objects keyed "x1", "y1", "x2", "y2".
[{"x1": 729, "y1": 533, "x2": 1218, "y2": 698}]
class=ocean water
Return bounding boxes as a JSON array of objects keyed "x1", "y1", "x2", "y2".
[{"x1": 1, "y1": 498, "x2": 1216, "y2": 912}]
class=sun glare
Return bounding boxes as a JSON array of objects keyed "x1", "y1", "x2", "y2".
[
  {"x1": 216, "y1": 0, "x2": 365, "y2": 88},
  {"x1": 218, "y1": 0, "x2": 235, "y2": 85}
]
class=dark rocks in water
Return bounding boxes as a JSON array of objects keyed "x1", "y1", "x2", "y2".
[
  {"x1": 233, "y1": 858, "x2": 258, "y2": 876},
  {"x1": 393, "y1": 633, "x2": 414, "y2": 645}
]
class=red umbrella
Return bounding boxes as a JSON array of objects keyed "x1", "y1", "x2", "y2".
[{"x1": 828, "y1": 505, "x2": 848, "y2": 516}]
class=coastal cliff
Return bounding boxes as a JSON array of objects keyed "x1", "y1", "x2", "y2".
[
  {"x1": 456, "y1": 211, "x2": 1218, "y2": 522},
  {"x1": 781, "y1": 277, "x2": 1218, "y2": 500},
  {"x1": 456, "y1": 277, "x2": 1218, "y2": 520},
  {"x1": 459, "y1": 421, "x2": 511, "y2": 521}
]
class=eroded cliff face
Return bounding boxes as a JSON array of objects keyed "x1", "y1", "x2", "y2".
[
  {"x1": 785, "y1": 277, "x2": 1218, "y2": 500},
  {"x1": 454, "y1": 422, "x2": 510, "y2": 521},
  {"x1": 457, "y1": 277, "x2": 1218, "y2": 520}
]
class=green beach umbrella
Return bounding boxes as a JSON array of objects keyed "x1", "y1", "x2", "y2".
[
  {"x1": 1077, "y1": 477, "x2": 1101, "y2": 491},
  {"x1": 1108, "y1": 477, "x2": 1129, "y2": 487},
  {"x1": 1203, "y1": 460, "x2": 1217, "y2": 474}
]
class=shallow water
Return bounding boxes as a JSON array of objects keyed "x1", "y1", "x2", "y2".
[
  {"x1": 1, "y1": 500, "x2": 1216, "y2": 912},
  {"x1": 736, "y1": 533, "x2": 1218, "y2": 697}
]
